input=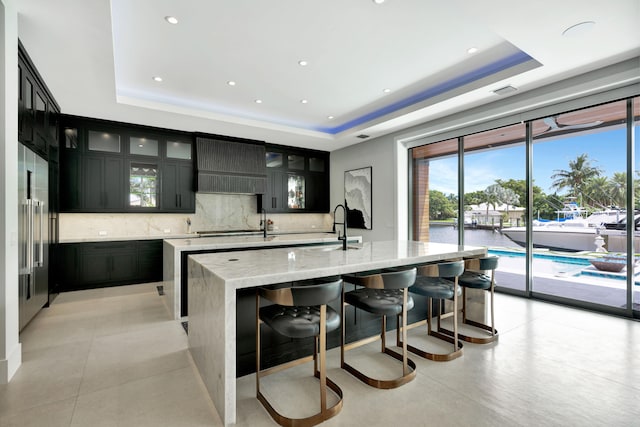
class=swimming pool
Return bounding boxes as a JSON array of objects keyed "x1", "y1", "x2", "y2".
[{"x1": 488, "y1": 248, "x2": 639, "y2": 283}]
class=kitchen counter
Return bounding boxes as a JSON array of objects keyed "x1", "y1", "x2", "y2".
[
  {"x1": 163, "y1": 232, "x2": 361, "y2": 319},
  {"x1": 59, "y1": 233, "x2": 195, "y2": 243},
  {"x1": 187, "y1": 240, "x2": 486, "y2": 425}
]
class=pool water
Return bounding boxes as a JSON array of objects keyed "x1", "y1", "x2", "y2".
[{"x1": 488, "y1": 249, "x2": 639, "y2": 282}]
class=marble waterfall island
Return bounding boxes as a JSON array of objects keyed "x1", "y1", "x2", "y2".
[
  {"x1": 163, "y1": 232, "x2": 362, "y2": 320},
  {"x1": 187, "y1": 240, "x2": 486, "y2": 425}
]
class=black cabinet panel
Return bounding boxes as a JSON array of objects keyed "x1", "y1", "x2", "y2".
[
  {"x1": 60, "y1": 153, "x2": 81, "y2": 211},
  {"x1": 83, "y1": 155, "x2": 124, "y2": 211},
  {"x1": 58, "y1": 240, "x2": 162, "y2": 291},
  {"x1": 162, "y1": 162, "x2": 194, "y2": 212}
]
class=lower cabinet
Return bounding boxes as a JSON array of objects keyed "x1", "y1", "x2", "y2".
[{"x1": 58, "y1": 240, "x2": 162, "y2": 291}]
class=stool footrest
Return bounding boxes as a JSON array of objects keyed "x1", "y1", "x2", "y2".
[
  {"x1": 440, "y1": 319, "x2": 498, "y2": 344},
  {"x1": 342, "y1": 347, "x2": 416, "y2": 389},
  {"x1": 257, "y1": 376, "x2": 343, "y2": 427}
]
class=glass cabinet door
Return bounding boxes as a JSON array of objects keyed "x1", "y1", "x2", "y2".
[{"x1": 287, "y1": 175, "x2": 305, "y2": 209}]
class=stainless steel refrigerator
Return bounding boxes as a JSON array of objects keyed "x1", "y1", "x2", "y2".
[{"x1": 19, "y1": 143, "x2": 49, "y2": 331}]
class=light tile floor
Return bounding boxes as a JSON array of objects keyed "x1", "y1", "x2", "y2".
[{"x1": 1, "y1": 282, "x2": 639, "y2": 426}]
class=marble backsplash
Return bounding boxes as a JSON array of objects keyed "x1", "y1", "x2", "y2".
[{"x1": 59, "y1": 193, "x2": 333, "y2": 240}]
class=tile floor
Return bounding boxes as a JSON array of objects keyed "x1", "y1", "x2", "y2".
[{"x1": 1, "y1": 282, "x2": 639, "y2": 426}]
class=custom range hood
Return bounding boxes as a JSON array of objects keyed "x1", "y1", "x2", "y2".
[{"x1": 195, "y1": 136, "x2": 267, "y2": 194}]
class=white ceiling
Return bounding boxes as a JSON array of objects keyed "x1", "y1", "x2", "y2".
[{"x1": 17, "y1": 0, "x2": 640, "y2": 151}]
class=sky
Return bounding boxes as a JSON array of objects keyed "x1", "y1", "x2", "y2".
[{"x1": 429, "y1": 125, "x2": 639, "y2": 203}]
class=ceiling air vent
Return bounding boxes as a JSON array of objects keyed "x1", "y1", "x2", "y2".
[
  {"x1": 356, "y1": 134, "x2": 370, "y2": 139},
  {"x1": 493, "y1": 85, "x2": 518, "y2": 96}
]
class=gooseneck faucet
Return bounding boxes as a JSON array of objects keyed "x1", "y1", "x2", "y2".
[
  {"x1": 261, "y1": 208, "x2": 268, "y2": 238},
  {"x1": 333, "y1": 203, "x2": 348, "y2": 251}
]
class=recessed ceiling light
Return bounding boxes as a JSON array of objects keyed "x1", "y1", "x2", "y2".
[
  {"x1": 300, "y1": 99, "x2": 308, "y2": 104},
  {"x1": 327, "y1": 116, "x2": 334, "y2": 120},
  {"x1": 467, "y1": 47, "x2": 478, "y2": 54},
  {"x1": 138, "y1": 144, "x2": 144, "y2": 148},
  {"x1": 298, "y1": 60, "x2": 308, "y2": 66},
  {"x1": 255, "y1": 99, "x2": 263, "y2": 104},
  {"x1": 152, "y1": 76, "x2": 163, "y2": 82},
  {"x1": 562, "y1": 21, "x2": 596, "y2": 37},
  {"x1": 227, "y1": 81, "x2": 236, "y2": 86},
  {"x1": 372, "y1": 0, "x2": 385, "y2": 4},
  {"x1": 164, "y1": 16, "x2": 178, "y2": 24},
  {"x1": 382, "y1": 88, "x2": 391, "y2": 93}
]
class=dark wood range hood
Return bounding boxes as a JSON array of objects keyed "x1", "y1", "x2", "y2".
[{"x1": 195, "y1": 136, "x2": 267, "y2": 194}]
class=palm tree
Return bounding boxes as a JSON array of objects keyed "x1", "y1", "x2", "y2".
[
  {"x1": 482, "y1": 184, "x2": 503, "y2": 222},
  {"x1": 550, "y1": 153, "x2": 602, "y2": 206}
]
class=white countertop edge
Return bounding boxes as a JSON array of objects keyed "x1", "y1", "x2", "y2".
[{"x1": 188, "y1": 241, "x2": 486, "y2": 289}]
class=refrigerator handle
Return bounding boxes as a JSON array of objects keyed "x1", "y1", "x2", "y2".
[
  {"x1": 27, "y1": 199, "x2": 34, "y2": 272},
  {"x1": 36, "y1": 200, "x2": 44, "y2": 267}
]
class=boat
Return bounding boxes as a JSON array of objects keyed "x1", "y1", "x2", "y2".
[
  {"x1": 501, "y1": 202, "x2": 624, "y2": 252},
  {"x1": 598, "y1": 214, "x2": 640, "y2": 253}
]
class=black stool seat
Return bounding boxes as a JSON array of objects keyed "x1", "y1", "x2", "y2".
[
  {"x1": 458, "y1": 271, "x2": 492, "y2": 289},
  {"x1": 260, "y1": 304, "x2": 341, "y2": 339},
  {"x1": 344, "y1": 288, "x2": 414, "y2": 316},
  {"x1": 411, "y1": 276, "x2": 462, "y2": 299}
]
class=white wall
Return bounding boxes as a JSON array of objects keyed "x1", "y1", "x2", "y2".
[
  {"x1": 330, "y1": 135, "x2": 405, "y2": 242},
  {"x1": 0, "y1": 0, "x2": 21, "y2": 384}
]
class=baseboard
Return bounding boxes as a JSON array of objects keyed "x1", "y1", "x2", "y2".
[{"x1": 0, "y1": 342, "x2": 22, "y2": 384}]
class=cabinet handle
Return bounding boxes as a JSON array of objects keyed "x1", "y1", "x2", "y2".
[
  {"x1": 179, "y1": 194, "x2": 182, "y2": 207},
  {"x1": 272, "y1": 197, "x2": 276, "y2": 209},
  {"x1": 175, "y1": 194, "x2": 178, "y2": 208}
]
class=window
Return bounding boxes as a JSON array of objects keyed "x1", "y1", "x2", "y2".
[{"x1": 129, "y1": 163, "x2": 157, "y2": 208}]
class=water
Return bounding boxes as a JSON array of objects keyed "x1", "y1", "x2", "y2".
[{"x1": 428, "y1": 224, "x2": 516, "y2": 247}]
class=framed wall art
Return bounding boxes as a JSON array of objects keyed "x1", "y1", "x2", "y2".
[{"x1": 344, "y1": 166, "x2": 372, "y2": 230}]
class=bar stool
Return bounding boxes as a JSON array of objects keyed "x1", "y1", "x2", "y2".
[
  {"x1": 341, "y1": 268, "x2": 417, "y2": 389},
  {"x1": 256, "y1": 278, "x2": 344, "y2": 427},
  {"x1": 399, "y1": 260, "x2": 465, "y2": 361},
  {"x1": 442, "y1": 256, "x2": 499, "y2": 344}
]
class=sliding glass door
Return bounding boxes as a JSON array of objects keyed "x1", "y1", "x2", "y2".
[
  {"x1": 531, "y1": 101, "x2": 629, "y2": 308},
  {"x1": 463, "y1": 124, "x2": 527, "y2": 292}
]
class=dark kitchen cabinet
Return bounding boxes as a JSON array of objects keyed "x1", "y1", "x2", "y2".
[
  {"x1": 18, "y1": 40, "x2": 60, "y2": 161},
  {"x1": 58, "y1": 240, "x2": 163, "y2": 291},
  {"x1": 80, "y1": 242, "x2": 137, "y2": 285},
  {"x1": 59, "y1": 115, "x2": 195, "y2": 213},
  {"x1": 259, "y1": 145, "x2": 330, "y2": 213},
  {"x1": 84, "y1": 154, "x2": 125, "y2": 211},
  {"x1": 162, "y1": 162, "x2": 195, "y2": 212}
]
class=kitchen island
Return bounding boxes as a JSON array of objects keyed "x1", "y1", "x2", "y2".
[
  {"x1": 163, "y1": 232, "x2": 362, "y2": 319},
  {"x1": 187, "y1": 240, "x2": 486, "y2": 425}
]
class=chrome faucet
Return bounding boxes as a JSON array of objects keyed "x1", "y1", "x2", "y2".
[
  {"x1": 260, "y1": 208, "x2": 268, "y2": 238},
  {"x1": 333, "y1": 204, "x2": 348, "y2": 250}
]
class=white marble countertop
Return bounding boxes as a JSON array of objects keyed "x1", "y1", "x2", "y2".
[
  {"x1": 59, "y1": 234, "x2": 195, "y2": 243},
  {"x1": 166, "y1": 232, "x2": 348, "y2": 250},
  {"x1": 189, "y1": 240, "x2": 486, "y2": 290},
  {"x1": 60, "y1": 230, "x2": 338, "y2": 244}
]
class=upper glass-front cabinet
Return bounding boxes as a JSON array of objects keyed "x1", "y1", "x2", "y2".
[
  {"x1": 88, "y1": 130, "x2": 121, "y2": 153},
  {"x1": 266, "y1": 152, "x2": 283, "y2": 168},
  {"x1": 167, "y1": 140, "x2": 192, "y2": 160},
  {"x1": 130, "y1": 137, "x2": 159, "y2": 157}
]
